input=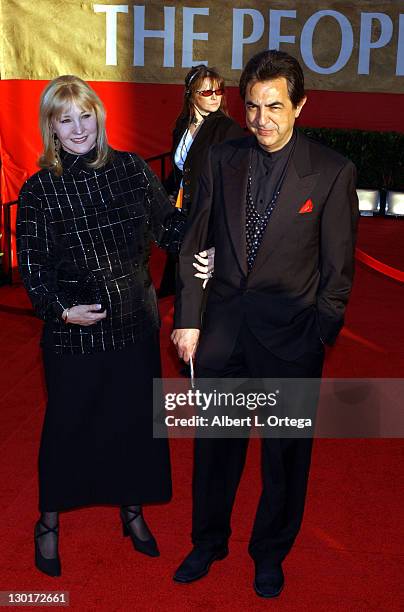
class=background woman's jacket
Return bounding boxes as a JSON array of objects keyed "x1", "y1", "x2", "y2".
[{"x1": 165, "y1": 109, "x2": 245, "y2": 212}]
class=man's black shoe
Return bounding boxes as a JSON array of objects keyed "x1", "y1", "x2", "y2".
[
  {"x1": 173, "y1": 547, "x2": 229, "y2": 583},
  {"x1": 253, "y1": 561, "x2": 284, "y2": 598}
]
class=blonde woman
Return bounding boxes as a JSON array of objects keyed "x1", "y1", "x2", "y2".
[{"x1": 17, "y1": 75, "x2": 197, "y2": 576}]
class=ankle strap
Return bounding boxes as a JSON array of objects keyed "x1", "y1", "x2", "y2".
[
  {"x1": 36, "y1": 520, "x2": 59, "y2": 537},
  {"x1": 120, "y1": 506, "x2": 142, "y2": 525}
]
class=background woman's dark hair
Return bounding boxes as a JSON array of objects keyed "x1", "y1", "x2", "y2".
[
  {"x1": 175, "y1": 64, "x2": 229, "y2": 130},
  {"x1": 239, "y1": 50, "x2": 305, "y2": 107}
]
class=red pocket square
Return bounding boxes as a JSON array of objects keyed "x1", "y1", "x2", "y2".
[{"x1": 299, "y1": 199, "x2": 313, "y2": 214}]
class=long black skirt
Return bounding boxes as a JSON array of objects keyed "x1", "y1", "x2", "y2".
[{"x1": 39, "y1": 332, "x2": 171, "y2": 511}]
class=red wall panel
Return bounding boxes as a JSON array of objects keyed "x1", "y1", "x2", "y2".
[
  {"x1": 1, "y1": 79, "x2": 403, "y2": 270},
  {"x1": 1, "y1": 80, "x2": 403, "y2": 203}
]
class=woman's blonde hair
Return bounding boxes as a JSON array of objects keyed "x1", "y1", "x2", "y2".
[{"x1": 38, "y1": 75, "x2": 112, "y2": 176}]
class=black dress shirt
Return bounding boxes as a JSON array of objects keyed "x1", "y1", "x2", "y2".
[
  {"x1": 250, "y1": 130, "x2": 297, "y2": 214},
  {"x1": 17, "y1": 148, "x2": 186, "y2": 354}
]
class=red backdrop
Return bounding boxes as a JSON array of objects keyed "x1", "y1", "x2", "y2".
[{"x1": 1, "y1": 80, "x2": 403, "y2": 268}]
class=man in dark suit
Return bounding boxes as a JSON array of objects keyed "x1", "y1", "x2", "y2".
[{"x1": 171, "y1": 50, "x2": 359, "y2": 598}]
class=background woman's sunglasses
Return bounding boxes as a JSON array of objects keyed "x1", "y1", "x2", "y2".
[{"x1": 196, "y1": 88, "x2": 225, "y2": 97}]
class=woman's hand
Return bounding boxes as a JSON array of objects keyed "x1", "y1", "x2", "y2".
[
  {"x1": 62, "y1": 304, "x2": 107, "y2": 326},
  {"x1": 193, "y1": 247, "x2": 215, "y2": 289}
]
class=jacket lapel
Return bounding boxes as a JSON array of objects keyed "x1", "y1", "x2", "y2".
[
  {"x1": 186, "y1": 125, "x2": 208, "y2": 165},
  {"x1": 180, "y1": 111, "x2": 223, "y2": 164},
  {"x1": 221, "y1": 137, "x2": 254, "y2": 275},
  {"x1": 250, "y1": 131, "x2": 319, "y2": 277}
]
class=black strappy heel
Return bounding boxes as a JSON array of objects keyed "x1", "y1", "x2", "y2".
[
  {"x1": 34, "y1": 520, "x2": 61, "y2": 577},
  {"x1": 120, "y1": 506, "x2": 160, "y2": 557}
]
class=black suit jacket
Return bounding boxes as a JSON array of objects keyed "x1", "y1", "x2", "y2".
[
  {"x1": 165, "y1": 110, "x2": 245, "y2": 212},
  {"x1": 174, "y1": 130, "x2": 359, "y2": 367}
]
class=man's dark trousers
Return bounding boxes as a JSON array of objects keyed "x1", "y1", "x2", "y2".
[{"x1": 192, "y1": 323, "x2": 324, "y2": 564}]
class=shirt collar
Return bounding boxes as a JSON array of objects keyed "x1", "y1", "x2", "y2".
[
  {"x1": 254, "y1": 129, "x2": 297, "y2": 161},
  {"x1": 59, "y1": 146, "x2": 97, "y2": 174}
]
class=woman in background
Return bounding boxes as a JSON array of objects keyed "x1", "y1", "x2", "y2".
[
  {"x1": 17, "y1": 75, "x2": 191, "y2": 577},
  {"x1": 158, "y1": 64, "x2": 244, "y2": 297}
]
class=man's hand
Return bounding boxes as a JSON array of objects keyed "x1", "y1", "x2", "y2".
[
  {"x1": 62, "y1": 304, "x2": 107, "y2": 326},
  {"x1": 171, "y1": 328, "x2": 200, "y2": 363}
]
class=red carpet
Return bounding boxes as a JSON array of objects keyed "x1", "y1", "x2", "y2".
[{"x1": 0, "y1": 217, "x2": 402, "y2": 610}]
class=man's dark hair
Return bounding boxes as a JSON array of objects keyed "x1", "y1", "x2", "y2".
[{"x1": 239, "y1": 50, "x2": 305, "y2": 107}]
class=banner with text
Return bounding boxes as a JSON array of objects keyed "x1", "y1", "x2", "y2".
[{"x1": 1, "y1": 0, "x2": 403, "y2": 93}]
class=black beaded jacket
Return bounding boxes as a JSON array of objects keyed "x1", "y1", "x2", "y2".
[{"x1": 17, "y1": 148, "x2": 186, "y2": 354}]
